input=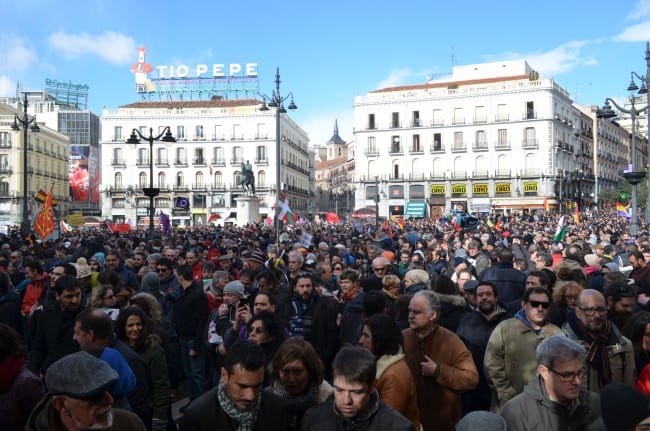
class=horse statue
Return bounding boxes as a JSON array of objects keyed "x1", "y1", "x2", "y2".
[{"x1": 239, "y1": 161, "x2": 256, "y2": 196}]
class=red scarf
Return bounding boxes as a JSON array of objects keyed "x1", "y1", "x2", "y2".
[{"x1": 0, "y1": 355, "x2": 26, "y2": 389}]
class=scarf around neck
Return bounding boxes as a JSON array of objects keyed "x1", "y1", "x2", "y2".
[
  {"x1": 217, "y1": 380, "x2": 261, "y2": 431},
  {"x1": 567, "y1": 311, "x2": 612, "y2": 388}
]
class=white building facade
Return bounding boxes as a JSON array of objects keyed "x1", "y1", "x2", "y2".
[
  {"x1": 353, "y1": 60, "x2": 605, "y2": 218},
  {"x1": 100, "y1": 99, "x2": 310, "y2": 227}
]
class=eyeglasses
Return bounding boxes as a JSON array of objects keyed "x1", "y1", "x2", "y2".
[
  {"x1": 528, "y1": 300, "x2": 551, "y2": 309},
  {"x1": 579, "y1": 306, "x2": 607, "y2": 316},
  {"x1": 333, "y1": 267, "x2": 343, "y2": 271},
  {"x1": 547, "y1": 366, "x2": 583, "y2": 382},
  {"x1": 249, "y1": 326, "x2": 265, "y2": 334},
  {"x1": 104, "y1": 294, "x2": 115, "y2": 300},
  {"x1": 10, "y1": 255, "x2": 18, "y2": 259},
  {"x1": 372, "y1": 266, "x2": 386, "y2": 272}
]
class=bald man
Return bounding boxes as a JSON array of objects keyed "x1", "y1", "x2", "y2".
[{"x1": 562, "y1": 289, "x2": 635, "y2": 392}]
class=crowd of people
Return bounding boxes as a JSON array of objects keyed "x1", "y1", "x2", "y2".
[{"x1": 1, "y1": 208, "x2": 650, "y2": 430}]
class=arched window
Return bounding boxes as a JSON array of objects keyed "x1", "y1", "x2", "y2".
[
  {"x1": 234, "y1": 171, "x2": 241, "y2": 187},
  {"x1": 176, "y1": 172, "x2": 184, "y2": 187},
  {"x1": 214, "y1": 171, "x2": 222, "y2": 186},
  {"x1": 139, "y1": 172, "x2": 147, "y2": 188},
  {"x1": 0, "y1": 180, "x2": 8, "y2": 195},
  {"x1": 195, "y1": 172, "x2": 203, "y2": 187},
  {"x1": 258, "y1": 170, "x2": 266, "y2": 187},
  {"x1": 158, "y1": 172, "x2": 166, "y2": 188},
  {"x1": 114, "y1": 172, "x2": 122, "y2": 188}
]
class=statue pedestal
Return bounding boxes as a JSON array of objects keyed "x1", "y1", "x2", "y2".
[{"x1": 236, "y1": 196, "x2": 260, "y2": 226}]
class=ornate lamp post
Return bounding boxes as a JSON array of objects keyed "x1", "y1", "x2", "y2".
[
  {"x1": 11, "y1": 93, "x2": 40, "y2": 236},
  {"x1": 598, "y1": 76, "x2": 649, "y2": 237},
  {"x1": 374, "y1": 176, "x2": 380, "y2": 233},
  {"x1": 126, "y1": 127, "x2": 176, "y2": 239},
  {"x1": 259, "y1": 67, "x2": 297, "y2": 244}
]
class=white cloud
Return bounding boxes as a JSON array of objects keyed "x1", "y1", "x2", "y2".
[
  {"x1": 46, "y1": 31, "x2": 136, "y2": 66},
  {"x1": 0, "y1": 75, "x2": 17, "y2": 97},
  {"x1": 0, "y1": 35, "x2": 38, "y2": 73},
  {"x1": 487, "y1": 40, "x2": 596, "y2": 77},
  {"x1": 627, "y1": 0, "x2": 650, "y2": 20},
  {"x1": 375, "y1": 68, "x2": 416, "y2": 90},
  {"x1": 613, "y1": 22, "x2": 650, "y2": 42}
]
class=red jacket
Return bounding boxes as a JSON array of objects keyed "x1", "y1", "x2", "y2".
[{"x1": 20, "y1": 274, "x2": 48, "y2": 315}]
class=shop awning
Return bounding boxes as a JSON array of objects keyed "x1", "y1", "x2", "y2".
[{"x1": 405, "y1": 201, "x2": 427, "y2": 218}]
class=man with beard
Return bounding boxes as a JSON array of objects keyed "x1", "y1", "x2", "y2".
[
  {"x1": 26, "y1": 351, "x2": 146, "y2": 430},
  {"x1": 402, "y1": 290, "x2": 478, "y2": 431},
  {"x1": 562, "y1": 289, "x2": 635, "y2": 392},
  {"x1": 288, "y1": 272, "x2": 339, "y2": 377},
  {"x1": 178, "y1": 340, "x2": 287, "y2": 430},
  {"x1": 456, "y1": 281, "x2": 512, "y2": 412},
  {"x1": 27, "y1": 275, "x2": 85, "y2": 376},
  {"x1": 500, "y1": 336, "x2": 604, "y2": 430},
  {"x1": 603, "y1": 281, "x2": 636, "y2": 329},
  {"x1": 484, "y1": 287, "x2": 563, "y2": 410}
]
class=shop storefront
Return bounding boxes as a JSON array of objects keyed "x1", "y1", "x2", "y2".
[
  {"x1": 405, "y1": 201, "x2": 427, "y2": 218},
  {"x1": 429, "y1": 185, "x2": 446, "y2": 218}
]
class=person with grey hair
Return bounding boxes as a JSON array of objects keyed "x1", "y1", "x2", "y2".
[
  {"x1": 500, "y1": 335, "x2": 605, "y2": 430},
  {"x1": 403, "y1": 269, "x2": 430, "y2": 294},
  {"x1": 402, "y1": 290, "x2": 478, "y2": 431},
  {"x1": 362, "y1": 256, "x2": 392, "y2": 292}
]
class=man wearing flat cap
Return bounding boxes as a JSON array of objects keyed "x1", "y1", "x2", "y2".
[{"x1": 26, "y1": 351, "x2": 145, "y2": 430}]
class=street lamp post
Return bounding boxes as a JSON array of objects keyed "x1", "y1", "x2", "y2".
[
  {"x1": 374, "y1": 176, "x2": 380, "y2": 233},
  {"x1": 599, "y1": 78, "x2": 649, "y2": 237},
  {"x1": 126, "y1": 127, "x2": 176, "y2": 239},
  {"x1": 11, "y1": 93, "x2": 40, "y2": 236},
  {"x1": 259, "y1": 67, "x2": 297, "y2": 245},
  {"x1": 634, "y1": 42, "x2": 650, "y2": 222}
]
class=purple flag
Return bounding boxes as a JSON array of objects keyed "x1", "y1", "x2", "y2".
[{"x1": 160, "y1": 211, "x2": 171, "y2": 234}]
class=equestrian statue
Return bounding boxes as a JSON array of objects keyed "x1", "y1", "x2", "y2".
[{"x1": 239, "y1": 160, "x2": 256, "y2": 196}]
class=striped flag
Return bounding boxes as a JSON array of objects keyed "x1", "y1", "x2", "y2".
[
  {"x1": 553, "y1": 215, "x2": 567, "y2": 241},
  {"x1": 616, "y1": 202, "x2": 631, "y2": 219},
  {"x1": 275, "y1": 192, "x2": 296, "y2": 224}
]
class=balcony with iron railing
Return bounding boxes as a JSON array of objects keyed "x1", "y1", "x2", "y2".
[
  {"x1": 192, "y1": 183, "x2": 207, "y2": 190},
  {"x1": 0, "y1": 137, "x2": 12, "y2": 148},
  {"x1": 111, "y1": 159, "x2": 126, "y2": 167},
  {"x1": 430, "y1": 144, "x2": 445, "y2": 153},
  {"x1": 255, "y1": 158, "x2": 269, "y2": 166},
  {"x1": 495, "y1": 141, "x2": 511, "y2": 151},
  {"x1": 365, "y1": 123, "x2": 377, "y2": 130},
  {"x1": 473, "y1": 116, "x2": 487, "y2": 124},
  {"x1": 136, "y1": 158, "x2": 150, "y2": 167},
  {"x1": 523, "y1": 111, "x2": 538, "y2": 120},
  {"x1": 473, "y1": 170, "x2": 489, "y2": 179},
  {"x1": 0, "y1": 167, "x2": 12, "y2": 175},
  {"x1": 174, "y1": 158, "x2": 188, "y2": 166},
  {"x1": 389, "y1": 122, "x2": 402, "y2": 129},
  {"x1": 452, "y1": 117, "x2": 465, "y2": 125},
  {"x1": 522, "y1": 139, "x2": 539, "y2": 149},
  {"x1": 212, "y1": 158, "x2": 226, "y2": 167},
  {"x1": 155, "y1": 158, "x2": 169, "y2": 167},
  {"x1": 212, "y1": 183, "x2": 227, "y2": 191},
  {"x1": 230, "y1": 157, "x2": 243, "y2": 165},
  {"x1": 495, "y1": 114, "x2": 510, "y2": 122},
  {"x1": 410, "y1": 119, "x2": 422, "y2": 127},
  {"x1": 473, "y1": 142, "x2": 489, "y2": 152},
  {"x1": 173, "y1": 184, "x2": 189, "y2": 191},
  {"x1": 364, "y1": 147, "x2": 379, "y2": 156},
  {"x1": 409, "y1": 146, "x2": 424, "y2": 155},
  {"x1": 193, "y1": 158, "x2": 206, "y2": 166},
  {"x1": 451, "y1": 143, "x2": 467, "y2": 153},
  {"x1": 389, "y1": 146, "x2": 403, "y2": 155},
  {"x1": 451, "y1": 171, "x2": 467, "y2": 180},
  {"x1": 431, "y1": 120, "x2": 444, "y2": 127},
  {"x1": 520, "y1": 168, "x2": 541, "y2": 178},
  {"x1": 494, "y1": 169, "x2": 511, "y2": 178}
]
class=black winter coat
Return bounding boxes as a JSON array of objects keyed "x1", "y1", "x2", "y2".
[{"x1": 173, "y1": 282, "x2": 209, "y2": 352}]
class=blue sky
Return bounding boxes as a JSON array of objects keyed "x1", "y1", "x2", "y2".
[{"x1": 3, "y1": 0, "x2": 650, "y2": 146}]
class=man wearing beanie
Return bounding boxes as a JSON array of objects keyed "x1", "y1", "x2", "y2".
[{"x1": 601, "y1": 383, "x2": 650, "y2": 431}]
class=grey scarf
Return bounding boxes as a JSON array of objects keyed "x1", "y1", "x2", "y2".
[{"x1": 217, "y1": 381, "x2": 261, "y2": 431}]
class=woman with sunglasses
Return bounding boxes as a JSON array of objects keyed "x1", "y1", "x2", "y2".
[
  {"x1": 89, "y1": 283, "x2": 118, "y2": 310},
  {"x1": 115, "y1": 306, "x2": 171, "y2": 431}
]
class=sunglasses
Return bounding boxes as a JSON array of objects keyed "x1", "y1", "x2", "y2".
[
  {"x1": 156, "y1": 268, "x2": 169, "y2": 273},
  {"x1": 528, "y1": 300, "x2": 551, "y2": 309},
  {"x1": 250, "y1": 326, "x2": 265, "y2": 334},
  {"x1": 373, "y1": 267, "x2": 386, "y2": 271}
]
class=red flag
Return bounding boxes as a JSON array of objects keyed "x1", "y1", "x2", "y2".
[
  {"x1": 33, "y1": 185, "x2": 55, "y2": 240},
  {"x1": 325, "y1": 212, "x2": 340, "y2": 224},
  {"x1": 208, "y1": 213, "x2": 221, "y2": 223}
]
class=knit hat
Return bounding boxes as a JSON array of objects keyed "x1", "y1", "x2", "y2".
[
  {"x1": 223, "y1": 280, "x2": 245, "y2": 298},
  {"x1": 601, "y1": 383, "x2": 650, "y2": 431},
  {"x1": 91, "y1": 252, "x2": 105, "y2": 268},
  {"x1": 584, "y1": 254, "x2": 599, "y2": 268},
  {"x1": 249, "y1": 249, "x2": 267, "y2": 265},
  {"x1": 141, "y1": 271, "x2": 160, "y2": 293},
  {"x1": 46, "y1": 351, "x2": 118, "y2": 399},
  {"x1": 73, "y1": 257, "x2": 92, "y2": 279},
  {"x1": 453, "y1": 257, "x2": 469, "y2": 268},
  {"x1": 463, "y1": 279, "x2": 480, "y2": 292},
  {"x1": 456, "y1": 411, "x2": 507, "y2": 431},
  {"x1": 603, "y1": 262, "x2": 620, "y2": 273}
]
